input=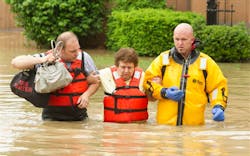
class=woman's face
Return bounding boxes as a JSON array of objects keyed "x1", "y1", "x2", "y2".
[{"x1": 117, "y1": 61, "x2": 135, "y2": 81}]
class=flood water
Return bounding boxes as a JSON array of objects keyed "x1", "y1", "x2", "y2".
[{"x1": 0, "y1": 31, "x2": 249, "y2": 156}]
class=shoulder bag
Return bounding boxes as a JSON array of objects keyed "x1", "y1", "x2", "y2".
[{"x1": 34, "y1": 41, "x2": 73, "y2": 93}]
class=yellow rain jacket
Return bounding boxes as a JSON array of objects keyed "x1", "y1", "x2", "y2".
[{"x1": 144, "y1": 48, "x2": 228, "y2": 126}]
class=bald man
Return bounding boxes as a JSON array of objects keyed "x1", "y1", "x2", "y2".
[
  {"x1": 143, "y1": 23, "x2": 228, "y2": 126},
  {"x1": 11, "y1": 31, "x2": 100, "y2": 121}
]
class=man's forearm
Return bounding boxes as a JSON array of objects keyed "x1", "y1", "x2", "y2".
[{"x1": 11, "y1": 55, "x2": 46, "y2": 70}]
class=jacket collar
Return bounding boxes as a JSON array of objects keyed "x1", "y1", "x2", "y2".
[{"x1": 170, "y1": 47, "x2": 200, "y2": 64}]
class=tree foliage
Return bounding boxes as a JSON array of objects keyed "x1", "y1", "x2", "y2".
[{"x1": 5, "y1": 0, "x2": 105, "y2": 47}]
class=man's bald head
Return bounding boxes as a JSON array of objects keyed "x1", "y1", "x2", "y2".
[
  {"x1": 56, "y1": 31, "x2": 78, "y2": 49},
  {"x1": 174, "y1": 23, "x2": 194, "y2": 36},
  {"x1": 173, "y1": 23, "x2": 195, "y2": 58}
]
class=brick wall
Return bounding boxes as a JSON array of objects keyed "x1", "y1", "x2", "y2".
[
  {"x1": 166, "y1": 0, "x2": 177, "y2": 9},
  {"x1": 166, "y1": 0, "x2": 250, "y2": 27}
]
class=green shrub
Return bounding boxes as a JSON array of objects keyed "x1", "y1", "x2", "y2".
[
  {"x1": 5, "y1": 0, "x2": 105, "y2": 47},
  {"x1": 106, "y1": 8, "x2": 206, "y2": 56},
  {"x1": 197, "y1": 23, "x2": 250, "y2": 62},
  {"x1": 111, "y1": 0, "x2": 166, "y2": 11}
]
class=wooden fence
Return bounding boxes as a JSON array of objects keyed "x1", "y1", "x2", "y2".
[{"x1": 0, "y1": 0, "x2": 18, "y2": 29}]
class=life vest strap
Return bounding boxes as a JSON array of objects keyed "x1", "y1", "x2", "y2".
[
  {"x1": 72, "y1": 78, "x2": 87, "y2": 83},
  {"x1": 52, "y1": 92, "x2": 82, "y2": 96},
  {"x1": 104, "y1": 92, "x2": 147, "y2": 98},
  {"x1": 115, "y1": 86, "x2": 139, "y2": 90},
  {"x1": 104, "y1": 106, "x2": 147, "y2": 114}
]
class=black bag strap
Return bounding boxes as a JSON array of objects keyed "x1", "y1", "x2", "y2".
[{"x1": 81, "y1": 52, "x2": 87, "y2": 76}]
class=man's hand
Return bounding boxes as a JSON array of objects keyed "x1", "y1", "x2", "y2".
[
  {"x1": 212, "y1": 105, "x2": 225, "y2": 121},
  {"x1": 43, "y1": 51, "x2": 57, "y2": 63},
  {"x1": 87, "y1": 71, "x2": 100, "y2": 84},
  {"x1": 77, "y1": 93, "x2": 89, "y2": 109},
  {"x1": 152, "y1": 76, "x2": 162, "y2": 85},
  {"x1": 161, "y1": 86, "x2": 184, "y2": 101}
]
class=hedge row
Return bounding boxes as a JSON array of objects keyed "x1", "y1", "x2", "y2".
[
  {"x1": 197, "y1": 24, "x2": 250, "y2": 62},
  {"x1": 106, "y1": 8, "x2": 250, "y2": 62},
  {"x1": 106, "y1": 8, "x2": 206, "y2": 56},
  {"x1": 6, "y1": 0, "x2": 250, "y2": 62},
  {"x1": 111, "y1": 0, "x2": 166, "y2": 11}
]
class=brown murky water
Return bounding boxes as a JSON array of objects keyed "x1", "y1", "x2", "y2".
[{"x1": 0, "y1": 31, "x2": 250, "y2": 156}]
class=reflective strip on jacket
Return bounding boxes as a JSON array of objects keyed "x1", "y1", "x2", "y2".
[
  {"x1": 143, "y1": 48, "x2": 228, "y2": 125},
  {"x1": 104, "y1": 67, "x2": 148, "y2": 123}
]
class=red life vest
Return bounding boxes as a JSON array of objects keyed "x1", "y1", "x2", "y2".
[
  {"x1": 103, "y1": 67, "x2": 148, "y2": 123},
  {"x1": 48, "y1": 52, "x2": 88, "y2": 107}
]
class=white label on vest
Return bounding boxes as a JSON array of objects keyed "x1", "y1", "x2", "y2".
[
  {"x1": 134, "y1": 71, "x2": 141, "y2": 79},
  {"x1": 113, "y1": 71, "x2": 120, "y2": 80}
]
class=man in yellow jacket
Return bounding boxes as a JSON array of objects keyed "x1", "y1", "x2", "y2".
[{"x1": 144, "y1": 23, "x2": 228, "y2": 126}]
